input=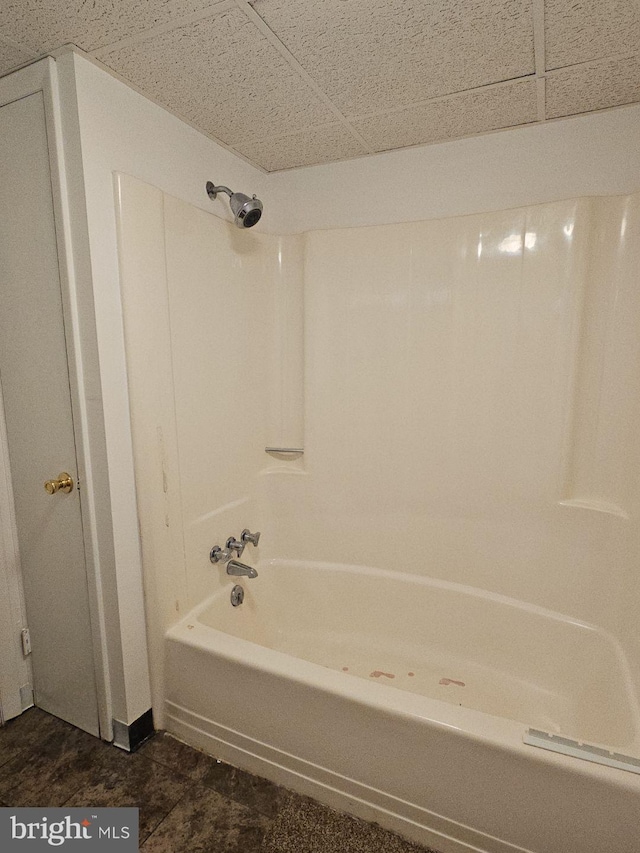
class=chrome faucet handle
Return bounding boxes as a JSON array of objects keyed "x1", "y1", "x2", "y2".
[
  {"x1": 241, "y1": 529, "x2": 261, "y2": 547},
  {"x1": 210, "y1": 546, "x2": 232, "y2": 564},
  {"x1": 226, "y1": 537, "x2": 245, "y2": 557}
]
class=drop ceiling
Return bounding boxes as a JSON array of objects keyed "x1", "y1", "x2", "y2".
[{"x1": 0, "y1": 0, "x2": 638, "y2": 171}]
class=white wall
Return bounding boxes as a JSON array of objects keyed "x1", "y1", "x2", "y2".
[{"x1": 275, "y1": 104, "x2": 640, "y2": 233}]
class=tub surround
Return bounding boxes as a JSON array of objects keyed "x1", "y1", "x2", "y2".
[{"x1": 116, "y1": 175, "x2": 640, "y2": 852}]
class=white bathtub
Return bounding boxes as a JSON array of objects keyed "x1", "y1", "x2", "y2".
[{"x1": 164, "y1": 560, "x2": 640, "y2": 853}]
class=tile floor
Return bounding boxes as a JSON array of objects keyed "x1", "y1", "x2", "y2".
[{"x1": 0, "y1": 708, "x2": 438, "y2": 852}]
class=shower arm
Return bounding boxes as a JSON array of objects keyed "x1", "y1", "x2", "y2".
[{"x1": 206, "y1": 182, "x2": 233, "y2": 200}]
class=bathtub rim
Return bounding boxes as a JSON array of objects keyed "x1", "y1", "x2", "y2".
[{"x1": 200, "y1": 557, "x2": 633, "y2": 640}]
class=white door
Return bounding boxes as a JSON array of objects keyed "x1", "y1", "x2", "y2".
[{"x1": 0, "y1": 92, "x2": 99, "y2": 736}]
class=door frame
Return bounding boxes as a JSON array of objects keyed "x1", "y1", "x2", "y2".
[{"x1": 0, "y1": 60, "x2": 112, "y2": 737}]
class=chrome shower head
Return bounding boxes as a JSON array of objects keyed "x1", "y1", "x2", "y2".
[{"x1": 206, "y1": 181, "x2": 263, "y2": 228}]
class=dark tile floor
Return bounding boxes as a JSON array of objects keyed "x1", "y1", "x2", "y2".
[{"x1": 0, "y1": 708, "x2": 439, "y2": 853}]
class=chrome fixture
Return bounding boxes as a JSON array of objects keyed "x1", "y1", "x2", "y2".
[
  {"x1": 230, "y1": 585, "x2": 244, "y2": 607},
  {"x1": 227, "y1": 536, "x2": 245, "y2": 558},
  {"x1": 241, "y1": 529, "x2": 261, "y2": 547},
  {"x1": 227, "y1": 560, "x2": 258, "y2": 579},
  {"x1": 211, "y1": 530, "x2": 260, "y2": 566},
  {"x1": 210, "y1": 545, "x2": 232, "y2": 564},
  {"x1": 206, "y1": 181, "x2": 263, "y2": 229}
]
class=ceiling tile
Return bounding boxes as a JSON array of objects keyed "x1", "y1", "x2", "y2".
[
  {"x1": 95, "y1": 8, "x2": 337, "y2": 146},
  {"x1": 352, "y1": 80, "x2": 538, "y2": 152},
  {"x1": 233, "y1": 124, "x2": 368, "y2": 171},
  {"x1": 0, "y1": 36, "x2": 34, "y2": 75},
  {"x1": 250, "y1": 0, "x2": 535, "y2": 116},
  {"x1": 546, "y1": 54, "x2": 640, "y2": 119},
  {"x1": 545, "y1": 0, "x2": 640, "y2": 71},
  {"x1": 0, "y1": 0, "x2": 229, "y2": 54}
]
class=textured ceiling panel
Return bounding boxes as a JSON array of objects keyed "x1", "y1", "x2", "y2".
[
  {"x1": 0, "y1": 0, "x2": 637, "y2": 171},
  {"x1": 250, "y1": 0, "x2": 535, "y2": 116},
  {"x1": 353, "y1": 80, "x2": 538, "y2": 152},
  {"x1": 0, "y1": 37, "x2": 33, "y2": 74},
  {"x1": 233, "y1": 123, "x2": 368, "y2": 171},
  {"x1": 0, "y1": 0, "x2": 228, "y2": 54},
  {"x1": 96, "y1": 8, "x2": 337, "y2": 146},
  {"x1": 545, "y1": 0, "x2": 640, "y2": 70},
  {"x1": 546, "y1": 54, "x2": 640, "y2": 118}
]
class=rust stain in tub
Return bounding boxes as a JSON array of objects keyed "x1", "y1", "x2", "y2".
[
  {"x1": 370, "y1": 670, "x2": 395, "y2": 679},
  {"x1": 439, "y1": 677, "x2": 465, "y2": 687}
]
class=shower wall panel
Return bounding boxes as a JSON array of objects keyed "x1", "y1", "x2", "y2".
[
  {"x1": 265, "y1": 194, "x2": 640, "y2": 655},
  {"x1": 116, "y1": 175, "x2": 304, "y2": 715},
  {"x1": 162, "y1": 194, "x2": 274, "y2": 610},
  {"x1": 561, "y1": 194, "x2": 640, "y2": 519}
]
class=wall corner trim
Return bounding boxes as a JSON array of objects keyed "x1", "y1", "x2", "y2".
[{"x1": 112, "y1": 709, "x2": 154, "y2": 752}]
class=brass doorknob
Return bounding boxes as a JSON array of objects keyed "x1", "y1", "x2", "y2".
[{"x1": 44, "y1": 472, "x2": 74, "y2": 495}]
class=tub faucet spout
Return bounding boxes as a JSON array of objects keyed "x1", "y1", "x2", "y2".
[{"x1": 226, "y1": 560, "x2": 258, "y2": 579}]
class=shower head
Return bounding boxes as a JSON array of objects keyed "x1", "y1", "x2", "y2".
[{"x1": 206, "y1": 181, "x2": 263, "y2": 228}]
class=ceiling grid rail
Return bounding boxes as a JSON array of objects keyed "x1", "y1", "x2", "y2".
[{"x1": 532, "y1": 0, "x2": 547, "y2": 122}]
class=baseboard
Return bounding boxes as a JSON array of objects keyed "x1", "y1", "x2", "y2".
[{"x1": 165, "y1": 700, "x2": 531, "y2": 853}]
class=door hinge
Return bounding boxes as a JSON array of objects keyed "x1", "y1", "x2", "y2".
[{"x1": 21, "y1": 627, "x2": 32, "y2": 656}]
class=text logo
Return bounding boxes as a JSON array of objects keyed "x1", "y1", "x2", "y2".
[{"x1": 1, "y1": 808, "x2": 138, "y2": 850}]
